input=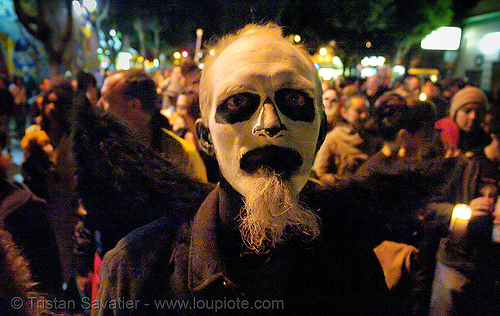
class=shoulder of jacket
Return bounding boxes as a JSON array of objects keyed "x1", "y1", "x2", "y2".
[{"x1": 102, "y1": 216, "x2": 190, "y2": 271}]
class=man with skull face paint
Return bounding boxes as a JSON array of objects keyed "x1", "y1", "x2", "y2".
[{"x1": 94, "y1": 24, "x2": 389, "y2": 315}]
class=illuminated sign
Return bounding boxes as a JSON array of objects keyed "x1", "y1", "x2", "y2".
[{"x1": 421, "y1": 27, "x2": 462, "y2": 50}]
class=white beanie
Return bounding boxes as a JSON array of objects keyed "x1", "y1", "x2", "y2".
[{"x1": 449, "y1": 86, "x2": 488, "y2": 119}]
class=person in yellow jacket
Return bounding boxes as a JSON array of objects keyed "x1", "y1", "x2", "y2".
[{"x1": 97, "y1": 69, "x2": 207, "y2": 183}]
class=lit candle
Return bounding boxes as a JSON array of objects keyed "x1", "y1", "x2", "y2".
[{"x1": 450, "y1": 204, "x2": 472, "y2": 242}]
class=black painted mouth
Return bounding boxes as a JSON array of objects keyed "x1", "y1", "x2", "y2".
[{"x1": 240, "y1": 145, "x2": 303, "y2": 179}]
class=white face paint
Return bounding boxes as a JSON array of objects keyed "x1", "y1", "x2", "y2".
[{"x1": 208, "y1": 35, "x2": 322, "y2": 199}]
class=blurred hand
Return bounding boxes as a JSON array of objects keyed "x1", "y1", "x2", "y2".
[
  {"x1": 319, "y1": 173, "x2": 337, "y2": 185},
  {"x1": 493, "y1": 198, "x2": 500, "y2": 225},
  {"x1": 470, "y1": 196, "x2": 495, "y2": 214}
]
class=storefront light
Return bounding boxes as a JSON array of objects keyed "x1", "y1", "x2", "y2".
[{"x1": 479, "y1": 32, "x2": 500, "y2": 54}]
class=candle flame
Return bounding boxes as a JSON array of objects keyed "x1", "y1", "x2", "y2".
[{"x1": 452, "y1": 204, "x2": 472, "y2": 220}]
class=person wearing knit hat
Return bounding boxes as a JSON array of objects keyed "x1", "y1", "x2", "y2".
[
  {"x1": 449, "y1": 86, "x2": 490, "y2": 154},
  {"x1": 449, "y1": 86, "x2": 488, "y2": 123}
]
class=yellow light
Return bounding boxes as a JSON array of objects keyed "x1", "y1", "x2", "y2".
[
  {"x1": 137, "y1": 56, "x2": 144, "y2": 63},
  {"x1": 419, "y1": 93, "x2": 427, "y2": 101},
  {"x1": 294, "y1": 35, "x2": 301, "y2": 43},
  {"x1": 173, "y1": 52, "x2": 181, "y2": 59},
  {"x1": 366, "y1": 41, "x2": 372, "y2": 48},
  {"x1": 319, "y1": 48, "x2": 327, "y2": 56},
  {"x1": 209, "y1": 50, "x2": 215, "y2": 56},
  {"x1": 452, "y1": 204, "x2": 472, "y2": 220}
]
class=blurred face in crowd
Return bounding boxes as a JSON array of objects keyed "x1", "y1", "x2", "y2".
[
  {"x1": 365, "y1": 75, "x2": 380, "y2": 94},
  {"x1": 170, "y1": 66, "x2": 182, "y2": 80},
  {"x1": 341, "y1": 95, "x2": 369, "y2": 129},
  {"x1": 43, "y1": 92, "x2": 58, "y2": 117},
  {"x1": 444, "y1": 85, "x2": 461, "y2": 100},
  {"x1": 183, "y1": 70, "x2": 200, "y2": 98},
  {"x1": 176, "y1": 93, "x2": 195, "y2": 122},
  {"x1": 454, "y1": 102, "x2": 485, "y2": 132},
  {"x1": 405, "y1": 76, "x2": 421, "y2": 95},
  {"x1": 176, "y1": 94, "x2": 189, "y2": 113},
  {"x1": 200, "y1": 26, "x2": 322, "y2": 251},
  {"x1": 421, "y1": 81, "x2": 439, "y2": 99},
  {"x1": 322, "y1": 89, "x2": 339, "y2": 125},
  {"x1": 98, "y1": 73, "x2": 130, "y2": 119},
  {"x1": 40, "y1": 78, "x2": 51, "y2": 92},
  {"x1": 86, "y1": 85, "x2": 99, "y2": 107}
]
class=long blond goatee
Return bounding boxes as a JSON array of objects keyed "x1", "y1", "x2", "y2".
[{"x1": 239, "y1": 169, "x2": 321, "y2": 253}]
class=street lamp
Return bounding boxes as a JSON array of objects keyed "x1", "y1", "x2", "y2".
[{"x1": 195, "y1": 29, "x2": 203, "y2": 63}]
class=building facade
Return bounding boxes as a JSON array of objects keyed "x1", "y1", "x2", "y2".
[{"x1": 454, "y1": 0, "x2": 500, "y2": 94}]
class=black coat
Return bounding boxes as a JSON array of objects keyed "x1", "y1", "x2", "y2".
[
  {"x1": 95, "y1": 181, "x2": 390, "y2": 316},
  {"x1": 0, "y1": 180, "x2": 63, "y2": 296}
]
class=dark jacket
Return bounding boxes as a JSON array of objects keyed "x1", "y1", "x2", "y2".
[
  {"x1": 95, "y1": 180, "x2": 389, "y2": 316},
  {"x1": 431, "y1": 153, "x2": 500, "y2": 274},
  {"x1": 0, "y1": 180, "x2": 63, "y2": 296}
]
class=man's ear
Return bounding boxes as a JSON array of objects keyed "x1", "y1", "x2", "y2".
[{"x1": 195, "y1": 119, "x2": 215, "y2": 156}]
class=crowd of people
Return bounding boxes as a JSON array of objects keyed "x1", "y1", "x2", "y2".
[{"x1": 0, "y1": 22, "x2": 499, "y2": 315}]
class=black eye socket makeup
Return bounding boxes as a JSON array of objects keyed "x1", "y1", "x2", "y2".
[
  {"x1": 215, "y1": 89, "x2": 315, "y2": 124},
  {"x1": 274, "y1": 88, "x2": 315, "y2": 122},
  {"x1": 216, "y1": 92, "x2": 260, "y2": 124}
]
